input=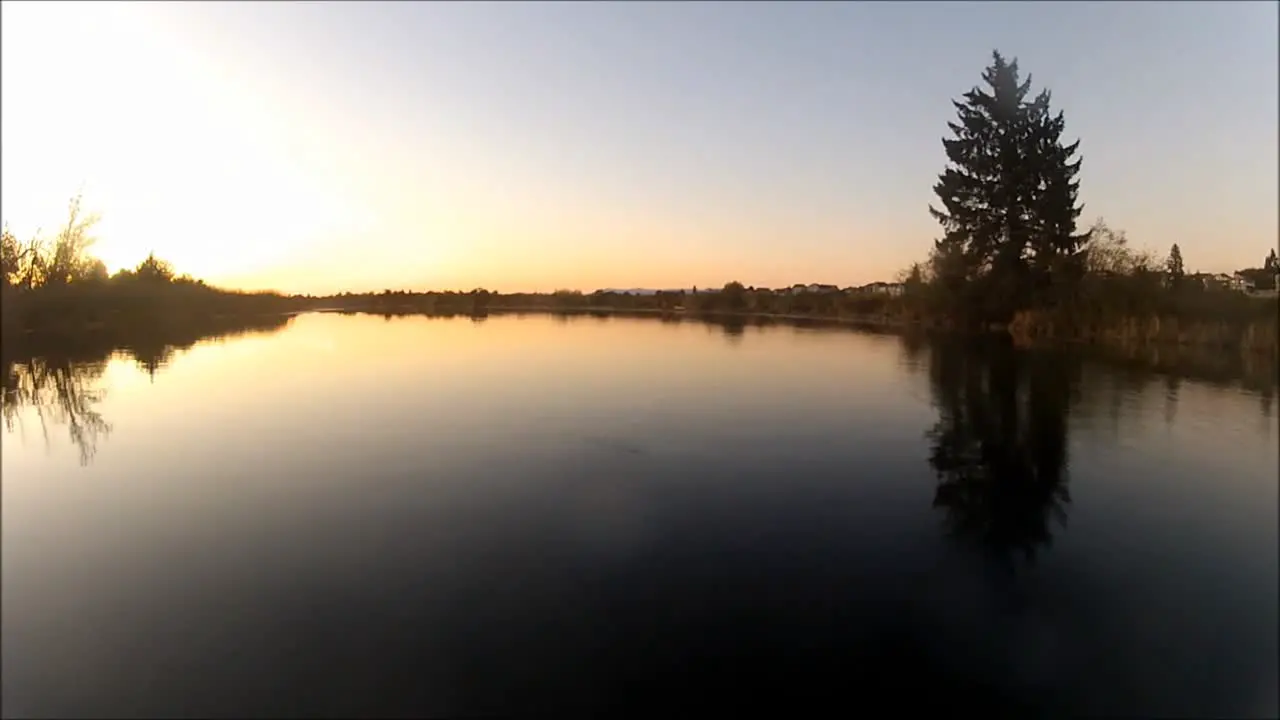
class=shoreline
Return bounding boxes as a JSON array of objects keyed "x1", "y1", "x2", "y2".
[
  {"x1": 3, "y1": 305, "x2": 1274, "y2": 393},
  {"x1": 328, "y1": 305, "x2": 1278, "y2": 355},
  {"x1": 4, "y1": 301, "x2": 1274, "y2": 359}
]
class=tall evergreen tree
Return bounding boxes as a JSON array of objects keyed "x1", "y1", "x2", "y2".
[
  {"x1": 1165, "y1": 243, "x2": 1185, "y2": 288},
  {"x1": 1265, "y1": 248, "x2": 1277, "y2": 272},
  {"x1": 1025, "y1": 89, "x2": 1087, "y2": 293},
  {"x1": 930, "y1": 50, "x2": 1086, "y2": 322}
]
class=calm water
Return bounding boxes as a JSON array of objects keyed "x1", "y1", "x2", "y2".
[{"x1": 3, "y1": 312, "x2": 1277, "y2": 717}]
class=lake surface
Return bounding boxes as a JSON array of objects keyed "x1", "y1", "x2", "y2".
[{"x1": 3, "y1": 312, "x2": 1277, "y2": 717}]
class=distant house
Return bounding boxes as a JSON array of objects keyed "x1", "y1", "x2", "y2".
[
  {"x1": 778, "y1": 283, "x2": 839, "y2": 294},
  {"x1": 1199, "y1": 273, "x2": 1235, "y2": 291},
  {"x1": 1244, "y1": 271, "x2": 1280, "y2": 296},
  {"x1": 1189, "y1": 272, "x2": 1215, "y2": 290},
  {"x1": 857, "y1": 281, "x2": 905, "y2": 297},
  {"x1": 1230, "y1": 273, "x2": 1255, "y2": 293},
  {"x1": 1187, "y1": 272, "x2": 1272, "y2": 293}
]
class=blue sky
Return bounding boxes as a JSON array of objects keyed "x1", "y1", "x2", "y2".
[{"x1": 2, "y1": 1, "x2": 1275, "y2": 293}]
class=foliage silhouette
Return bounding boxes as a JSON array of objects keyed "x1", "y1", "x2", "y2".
[{"x1": 928, "y1": 50, "x2": 1086, "y2": 325}]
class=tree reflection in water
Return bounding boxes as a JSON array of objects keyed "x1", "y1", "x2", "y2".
[
  {"x1": 2, "y1": 355, "x2": 112, "y2": 465},
  {"x1": 925, "y1": 337, "x2": 1079, "y2": 570},
  {"x1": 2, "y1": 313, "x2": 294, "y2": 466}
]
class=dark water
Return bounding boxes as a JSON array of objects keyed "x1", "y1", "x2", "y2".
[{"x1": 3, "y1": 312, "x2": 1276, "y2": 717}]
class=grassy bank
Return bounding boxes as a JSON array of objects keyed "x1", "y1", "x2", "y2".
[
  {"x1": 1084, "y1": 335, "x2": 1278, "y2": 394},
  {"x1": 1010, "y1": 310, "x2": 1278, "y2": 352},
  {"x1": 1007, "y1": 290, "x2": 1278, "y2": 355}
]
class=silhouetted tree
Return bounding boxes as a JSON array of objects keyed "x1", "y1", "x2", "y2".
[
  {"x1": 1264, "y1": 248, "x2": 1277, "y2": 272},
  {"x1": 929, "y1": 50, "x2": 1086, "y2": 323},
  {"x1": 0, "y1": 225, "x2": 19, "y2": 290},
  {"x1": 721, "y1": 281, "x2": 747, "y2": 312},
  {"x1": 1081, "y1": 218, "x2": 1154, "y2": 276},
  {"x1": 1165, "y1": 243, "x2": 1185, "y2": 289},
  {"x1": 904, "y1": 263, "x2": 924, "y2": 289},
  {"x1": 134, "y1": 252, "x2": 175, "y2": 283},
  {"x1": 45, "y1": 194, "x2": 103, "y2": 286},
  {"x1": 2, "y1": 225, "x2": 48, "y2": 290}
]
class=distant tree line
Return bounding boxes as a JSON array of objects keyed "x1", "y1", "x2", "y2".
[{"x1": 310, "y1": 280, "x2": 931, "y2": 324}]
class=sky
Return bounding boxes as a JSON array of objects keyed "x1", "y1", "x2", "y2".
[{"x1": 1, "y1": 1, "x2": 1276, "y2": 295}]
